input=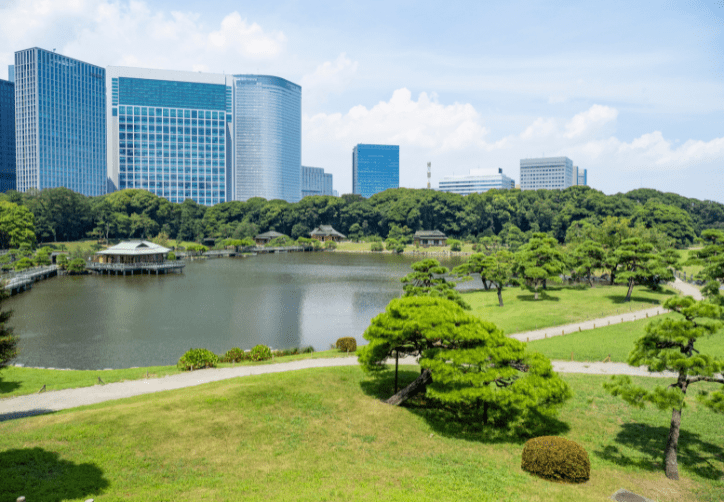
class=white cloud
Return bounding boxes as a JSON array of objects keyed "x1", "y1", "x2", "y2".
[
  {"x1": 564, "y1": 104, "x2": 618, "y2": 139},
  {"x1": 0, "y1": 0, "x2": 286, "y2": 72}
]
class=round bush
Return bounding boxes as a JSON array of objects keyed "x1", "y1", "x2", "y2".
[
  {"x1": 221, "y1": 347, "x2": 246, "y2": 363},
  {"x1": 370, "y1": 242, "x2": 384, "y2": 252},
  {"x1": 250, "y1": 344, "x2": 272, "y2": 361},
  {"x1": 521, "y1": 436, "x2": 590, "y2": 483},
  {"x1": 335, "y1": 337, "x2": 357, "y2": 353},
  {"x1": 177, "y1": 348, "x2": 219, "y2": 371}
]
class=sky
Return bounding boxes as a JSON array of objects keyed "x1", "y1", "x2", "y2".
[{"x1": 1, "y1": 0, "x2": 723, "y2": 202}]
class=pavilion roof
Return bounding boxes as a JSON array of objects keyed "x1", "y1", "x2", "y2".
[
  {"x1": 310, "y1": 225, "x2": 346, "y2": 238},
  {"x1": 414, "y1": 230, "x2": 447, "y2": 238},
  {"x1": 255, "y1": 231, "x2": 287, "y2": 240},
  {"x1": 96, "y1": 241, "x2": 170, "y2": 256}
]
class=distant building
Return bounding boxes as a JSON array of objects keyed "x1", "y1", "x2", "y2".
[
  {"x1": 352, "y1": 144, "x2": 399, "y2": 198},
  {"x1": 93, "y1": 241, "x2": 171, "y2": 264},
  {"x1": 232, "y1": 75, "x2": 302, "y2": 203},
  {"x1": 0, "y1": 78, "x2": 14, "y2": 192},
  {"x1": 310, "y1": 225, "x2": 345, "y2": 242},
  {"x1": 519, "y1": 157, "x2": 575, "y2": 190},
  {"x1": 438, "y1": 168, "x2": 514, "y2": 195},
  {"x1": 414, "y1": 230, "x2": 447, "y2": 247},
  {"x1": 106, "y1": 66, "x2": 231, "y2": 205},
  {"x1": 255, "y1": 230, "x2": 287, "y2": 246},
  {"x1": 302, "y1": 166, "x2": 334, "y2": 197},
  {"x1": 7, "y1": 65, "x2": 14, "y2": 83},
  {"x1": 15, "y1": 47, "x2": 106, "y2": 196},
  {"x1": 576, "y1": 167, "x2": 588, "y2": 186}
]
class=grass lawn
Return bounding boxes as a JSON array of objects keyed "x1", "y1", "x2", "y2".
[
  {"x1": 0, "y1": 350, "x2": 350, "y2": 399},
  {"x1": 463, "y1": 284, "x2": 676, "y2": 334},
  {"x1": 0, "y1": 366, "x2": 721, "y2": 501},
  {"x1": 526, "y1": 313, "x2": 724, "y2": 363}
]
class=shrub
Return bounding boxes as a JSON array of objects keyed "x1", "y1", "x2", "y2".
[
  {"x1": 301, "y1": 346, "x2": 314, "y2": 354},
  {"x1": 521, "y1": 436, "x2": 590, "y2": 483},
  {"x1": 67, "y1": 258, "x2": 86, "y2": 275},
  {"x1": 324, "y1": 240, "x2": 338, "y2": 250},
  {"x1": 386, "y1": 238, "x2": 398, "y2": 251},
  {"x1": 447, "y1": 239, "x2": 462, "y2": 251},
  {"x1": 335, "y1": 337, "x2": 357, "y2": 353},
  {"x1": 370, "y1": 242, "x2": 384, "y2": 252},
  {"x1": 56, "y1": 254, "x2": 68, "y2": 269},
  {"x1": 177, "y1": 348, "x2": 219, "y2": 371},
  {"x1": 250, "y1": 344, "x2": 272, "y2": 361},
  {"x1": 221, "y1": 347, "x2": 247, "y2": 363},
  {"x1": 13, "y1": 257, "x2": 34, "y2": 271}
]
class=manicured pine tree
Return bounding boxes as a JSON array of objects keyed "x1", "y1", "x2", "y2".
[
  {"x1": 513, "y1": 232, "x2": 567, "y2": 300},
  {"x1": 603, "y1": 297, "x2": 724, "y2": 480},
  {"x1": 570, "y1": 240, "x2": 605, "y2": 288},
  {"x1": 358, "y1": 296, "x2": 572, "y2": 427},
  {"x1": 453, "y1": 249, "x2": 517, "y2": 307},
  {"x1": 0, "y1": 288, "x2": 17, "y2": 370},
  {"x1": 614, "y1": 237, "x2": 677, "y2": 302},
  {"x1": 400, "y1": 259, "x2": 468, "y2": 309},
  {"x1": 687, "y1": 229, "x2": 724, "y2": 306}
]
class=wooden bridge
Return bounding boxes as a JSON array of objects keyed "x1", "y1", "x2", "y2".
[
  {"x1": 3, "y1": 265, "x2": 59, "y2": 296},
  {"x1": 87, "y1": 261, "x2": 186, "y2": 276}
]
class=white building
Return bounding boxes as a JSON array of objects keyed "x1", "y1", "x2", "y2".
[
  {"x1": 519, "y1": 157, "x2": 575, "y2": 190},
  {"x1": 438, "y1": 168, "x2": 515, "y2": 195},
  {"x1": 575, "y1": 167, "x2": 588, "y2": 186}
]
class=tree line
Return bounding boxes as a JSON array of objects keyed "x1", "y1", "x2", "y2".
[{"x1": 0, "y1": 185, "x2": 723, "y2": 249}]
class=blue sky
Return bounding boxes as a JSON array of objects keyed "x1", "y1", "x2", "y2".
[{"x1": 1, "y1": 0, "x2": 722, "y2": 201}]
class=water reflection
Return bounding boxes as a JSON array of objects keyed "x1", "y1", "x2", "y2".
[{"x1": 7, "y1": 252, "x2": 464, "y2": 369}]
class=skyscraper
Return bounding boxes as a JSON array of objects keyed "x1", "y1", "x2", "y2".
[
  {"x1": 15, "y1": 48, "x2": 106, "y2": 196},
  {"x1": 107, "y1": 67, "x2": 231, "y2": 205},
  {"x1": 7, "y1": 65, "x2": 14, "y2": 83},
  {"x1": 301, "y1": 166, "x2": 334, "y2": 197},
  {"x1": 519, "y1": 157, "x2": 575, "y2": 190},
  {"x1": 232, "y1": 75, "x2": 301, "y2": 203},
  {"x1": 352, "y1": 144, "x2": 399, "y2": 198},
  {"x1": 576, "y1": 167, "x2": 588, "y2": 186},
  {"x1": 0, "y1": 78, "x2": 14, "y2": 192}
]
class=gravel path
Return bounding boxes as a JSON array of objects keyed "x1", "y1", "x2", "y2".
[{"x1": 0, "y1": 278, "x2": 704, "y2": 421}]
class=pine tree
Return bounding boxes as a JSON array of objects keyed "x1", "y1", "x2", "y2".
[
  {"x1": 513, "y1": 232, "x2": 567, "y2": 300},
  {"x1": 400, "y1": 259, "x2": 469, "y2": 309},
  {"x1": 0, "y1": 288, "x2": 17, "y2": 370},
  {"x1": 453, "y1": 250, "x2": 517, "y2": 307}
]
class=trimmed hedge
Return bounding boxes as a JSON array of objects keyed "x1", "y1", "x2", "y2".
[
  {"x1": 250, "y1": 344, "x2": 272, "y2": 361},
  {"x1": 335, "y1": 337, "x2": 357, "y2": 353},
  {"x1": 177, "y1": 348, "x2": 219, "y2": 371},
  {"x1": 221, "y1": 347, "x2": 247, "y2": 363},
  {"x1": 521, "y1": 436, "x2": 590, "y2": 483}
]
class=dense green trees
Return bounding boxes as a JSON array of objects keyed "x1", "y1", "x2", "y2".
[
  {"x1": 0, "y1": 201, "x2": 36, "y2": 249},
  {"x1": 513, "y1": 233, "x2": 567, "y2": 300},
  {"x1": 603, "y1": 297, "x2": 723, "y2": 480},
  {"x1": 0, "y1": 289, "x2": 17, "y2": 370},
  {"x1": 1, "y1": 184, "x2": 721, "y2": 247},
  {"x1": 688, "y1": 229, "x2": 724, "y2": 305}
]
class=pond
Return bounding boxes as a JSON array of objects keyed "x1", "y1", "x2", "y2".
[{"x1": 6, "y1": 252, "x2": 466, "y2": 369}]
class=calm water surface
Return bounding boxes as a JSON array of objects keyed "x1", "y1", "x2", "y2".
[{"x1": 7, "y1": 252, "x2": 465, "y2": 369}]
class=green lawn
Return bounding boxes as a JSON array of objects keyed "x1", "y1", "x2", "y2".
[
  {"x1": 0, "y1": 367, "x2": 720, "y2": 501},
  {"x1": 0, "y1": 349, "x2": 350, "y2": 399},
  {"x1": 527, "y1": 313, "x2": 724, "y2": 363},
  {"x1": 463, "y1": 284, "x2": 676, "y2": 334}
]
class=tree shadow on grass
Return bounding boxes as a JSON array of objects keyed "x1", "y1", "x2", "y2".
[
  {"x1": 0, "y1": 377, "x2": 20, "y2": 394},
  {"x1": 593, "y1": 423, "x2": 723, "y2": 480},
  {"x1": 0, "y1": 447, "x2": 109, "y2": 501},
  {"x1": 360, "y1": 369, "x2": 570, "y2": 446},
  {"x1": 604, "y1": 290, "x2": 676, "y2": 306},
  {"x1": 515, "y1": 290, "x2": 561, "y2": 302}
]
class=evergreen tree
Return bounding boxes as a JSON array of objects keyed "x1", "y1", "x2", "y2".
[
  {"x1": 400, "y1": 259, "x2": 468, "y2": 309},
  {"x1": 0, "y1": 288, "x2": 17, "y2": 370},
  {"x1": 603, "y1": 297, "x2": 724, "y2": 480},
  {"x1": 614, "y1": 237, "x2": 677, "y2": 302},
  {"x1": 570, "y1": 240, "x2": 605, "y2": 287},
  {"x1": 513, "y1": 232, "x2": 567, "y2": 300},
  {"x1": 453, "y1": 250, "x2": 517, "y2": 307},
  {"x1": 687, "y1": 229, "x2": 724, "y2": 306}
]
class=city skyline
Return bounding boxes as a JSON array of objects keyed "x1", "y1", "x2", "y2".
[{"x1": 0, "y1": 1, "x2": 722, "y2": 202}]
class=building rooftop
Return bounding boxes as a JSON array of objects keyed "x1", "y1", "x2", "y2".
[
  {"x1": 310, "y1": 225, "x2": 346, "y2": 238},
  {"x1": 414, "y1": 230, "x2": 447, "y2": 238},
  {"x1": 96, "y1": 241, "x2": 170, "y2": 256},
  {"x1": 255, "y1": 231, "x2": 287, "y2": 240}
]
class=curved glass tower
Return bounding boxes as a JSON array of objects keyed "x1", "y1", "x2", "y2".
[{"x1": 232, "y1": 75, "x2": 301, "y2": 202}]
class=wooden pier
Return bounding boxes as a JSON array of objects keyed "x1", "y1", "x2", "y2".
[
  {"x1": 87, "y1": 261, "x2": 185, "y2": 276},
  {"x1": 3, "y1": 265, "x2": 59, "y2": 296}
]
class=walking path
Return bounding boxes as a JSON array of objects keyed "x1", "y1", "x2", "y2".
[{"x1": 0, "y1": 278, "x2": 705, "y2": 421}]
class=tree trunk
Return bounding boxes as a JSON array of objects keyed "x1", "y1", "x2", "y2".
[
  {"x1": 664, "y1": 407, "x2": 682, "y2": 480},
  {"x1": 625, "y1": 278, "x2": 635, "y2": 302},
  {"x1": 588, "y1": 272, "x2": 594, "y2": 288},
  {"x1": 482, "y1": 279, "x2": 490, "y2": 291},
  {"x1": 497, "y1": 287, "x2": 504, "y2": 307},
  {"x1": 534, "y1": 283, "x2": 539, "y2": 300},
  {"x1": 610, "y1": 270, "x2": 616, "y2": 286},
  {"x1": 482, "y1": 401, "x2": 489, "y2": 424},
  {"x1": 543, "y1": 278, "x2": 547, "y2": 290},
  {"x1": 384, "y1": 368, "x2": 432, "y2": 406}
]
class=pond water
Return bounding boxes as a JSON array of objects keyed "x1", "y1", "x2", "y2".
[{"x1": 6, "y1": 252, "x2": 466, "y2": 369}]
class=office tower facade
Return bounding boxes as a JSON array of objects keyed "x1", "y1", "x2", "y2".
[
  {"x1": 8, "y1": 65, "x2": 14, "y2": 83},
  {"x1": 438, "y1": 168, "x2": 514, "y2": 195},
  {"x1": 15, "y1": 48, "x2": 106, "y2": 196},
  {"x1": 301, "y1": 165, "x2": 333, "y2": 197},
  {"x1": 519, "y1": 156, "x2": 575, "y2": 190},
  {"x1": 232, "y1": 75, "x2": 301, "y2": 203},
  {"x1": 107, "y1": 67, "x2": 231, "y2": 205},
  {"x1": 0, "y1": 79, "x2": 14, "y2": 192},
  {"x1": 576, "y1": 167, "x2": 588, "y2": 186},
  {"x1": 352, "y1": 144, "x2": 399, "y2": 198}
]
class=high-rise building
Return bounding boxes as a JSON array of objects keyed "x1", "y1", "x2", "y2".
[
  {"x1": 576, "y1": 167, "x2": 588, "y2": 186},
  {"x1": 301, "y1": 166, "x2": 334, "y2": 197},
  {"x1": 15, "y1": 48, "x2": 106, "y2": 196},
  {"x1": 106, "y1": 67, "x2": 231, "y2": 205},
  {"x1": 352, "y1": 144, "x2": 399, "y2": 198},
  {"x1": 519, "y1": 156, "x2": 575, "y2": 190},
  {"x1": 0, "y1": 78, "x2": 14, "y2": 192},
  {"x1": 232, "y1": 75, "x2": 301, "y2": 203},
  {"x1": 438, "y1": 168, "x2": 514, "y2": 195},
  {"x1": 8, "y1": 65, "x2": 14, "y2": 83}
]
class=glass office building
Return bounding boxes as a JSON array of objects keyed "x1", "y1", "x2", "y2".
[
  {"x1": 438, "y1": 168, "x2": 514, "y2": 195},
  {"x1": 301, "y1": 165, "x2": 333, "y2": 197},
  {"x1": 232, "y1": 75, "x2": 301, "y2": 203},
  {"x1": 8, "y1": 65, "x2": 14, "y2": 83},
  {"x1": 107, "y1": 67, "x2": 231, "y2": 205},
  {"x1": 352, "y1": 144, "x2": 399, "y2": 198},
  {"x1": 0, "y1": 78, "x2": 14, "y2": 192},
  {"x1": 15, "y1": 48, "x2": 106, "y2": 196},
  {"x1": 576, "y1": 167, "x2": 588, "y2": 186},
  {"x1": 519, "y1": 156, "x2": 575, "y2": 190}
]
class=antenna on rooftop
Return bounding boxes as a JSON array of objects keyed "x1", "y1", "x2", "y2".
[{"x1": 427, "y1": 162, "x2": 431, "y2": 189}]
